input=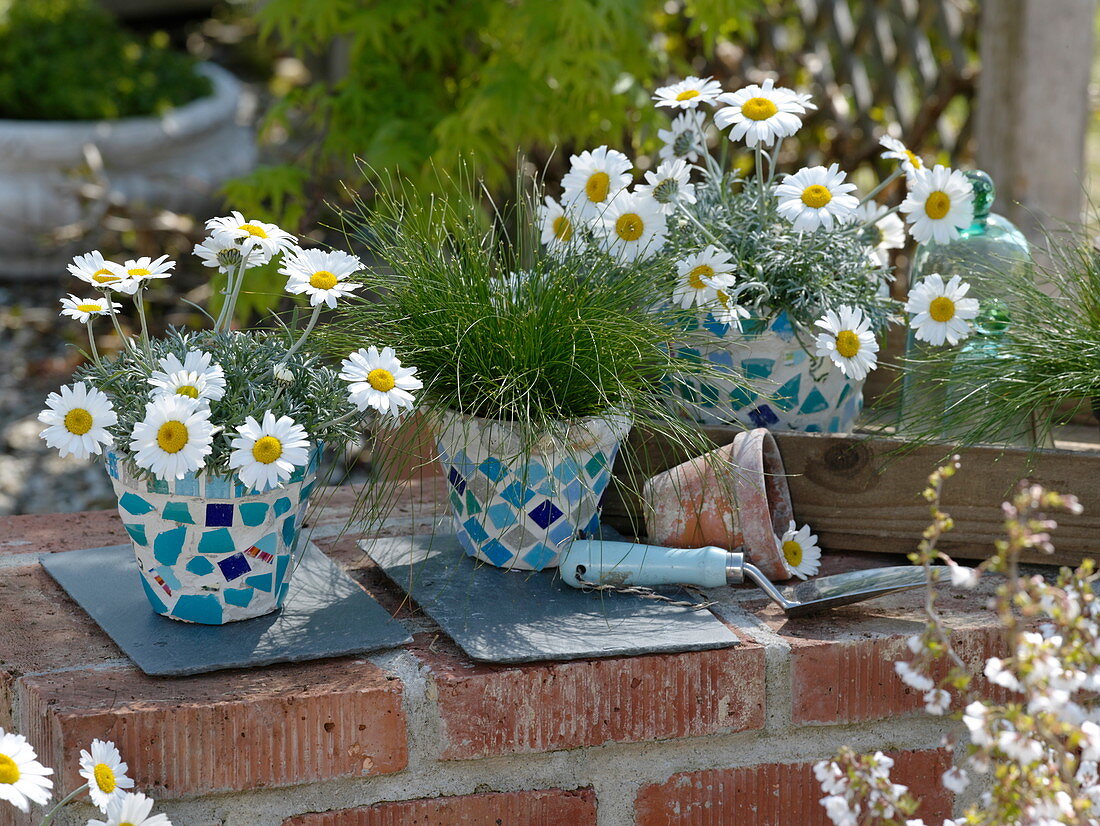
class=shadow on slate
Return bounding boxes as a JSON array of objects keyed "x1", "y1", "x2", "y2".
[
  {"x1": 364, "y1": 533, "x2": 739, "y2": 664},
  {"x1": 41, "y1": 543, "x2": 412, "y2": 677}
]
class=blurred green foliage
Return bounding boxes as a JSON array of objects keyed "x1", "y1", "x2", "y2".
[
  {"x1": 228, "y1": 0, "x2": 762, "y2": 230},
  {"x1": 0, "y1": 0, "x2": 211, "y2": 120}
]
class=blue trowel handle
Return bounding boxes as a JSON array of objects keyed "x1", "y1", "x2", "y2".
[{"x1": 559, "y1": 540, "x2": 743, "y2": 589}]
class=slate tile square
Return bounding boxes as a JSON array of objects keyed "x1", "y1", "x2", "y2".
[{"x1": 217, "y1": 552, "x2": 252, "y2": 581}]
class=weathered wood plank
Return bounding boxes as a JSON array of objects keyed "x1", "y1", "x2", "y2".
[{"x1": 604, "y1": 428, "x2": 1100, "y2": 567}]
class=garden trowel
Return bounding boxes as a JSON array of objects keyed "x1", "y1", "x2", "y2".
[{"x1": 559, "y1": 539, "x2": 941, "y2": 617}]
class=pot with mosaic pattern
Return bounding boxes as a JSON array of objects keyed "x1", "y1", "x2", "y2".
[
  {"x1": 672, "y1": 310, "x2": 864, "y2": 434},
  {"x1": 105, "y1": 447, "x2": 322, "y2": 624},
  {"x1": 433, "y1": 409, "x2": 632, "y2": 571}
]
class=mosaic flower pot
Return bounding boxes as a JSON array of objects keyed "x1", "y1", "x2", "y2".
[
  {"x1": 673, "y1": 310, "x2": 864, "y2": 434},
  {"x1": 104, "y1": 448, "x2": 322, "y2": 624},
  {"x1": 433, "y1": 409, "x2": 632, "y2": 571}
]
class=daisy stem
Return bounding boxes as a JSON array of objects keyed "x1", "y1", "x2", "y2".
[
  {"x1": 695, "y1": 123, "x2": 722, "y2": 182},
  {"x1": 677, "y1": 204, "x2": 725, "y2": 248},
  {"x1": 763, "y1": 140, "x2": 782, "y2": 188},
  {"x1": 134, "y1": 286, "x2": 153, "y2": 361},
  {"x1": 86, "y1": 321, "x2": 100, "y2": 365},
  {"x1": 314, "y1": 408, "x2": 360, "y2": 431},
  {"x1": 857, "y1": 167, "x2": 904, "y2": 208},
  {"x1": 217, "y1": 253, "x2": 252, "y2": 333},
  {"x1": 37, "y1": 783, "x2": 89, "y2": 826},
  {"x1": 754, "y1": 147, "x2": 766, "y2": 223},
  {"x1": 282, "y1": 304, "x2": 322, "y2": 362}
]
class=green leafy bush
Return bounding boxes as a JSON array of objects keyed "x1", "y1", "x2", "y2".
[{"x1": 0, "y1": 0, "x2": 211, "y2": 120}]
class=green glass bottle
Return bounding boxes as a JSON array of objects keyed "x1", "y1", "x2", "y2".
[{"x1": 900, "y1": 170, "x2": 1033, "y2": 443}]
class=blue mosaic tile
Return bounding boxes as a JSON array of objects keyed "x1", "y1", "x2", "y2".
[
  {"x1": 273, "y1": 496, "x2": 292, "y2": 517},
  {"x1": 528, "y1": 500, "x2": 563, "y2": 529},
  {"x1": 223, "y1": 587, "x2": 254, "y2": 608},
  {"x1": 486, "y1": 502, "x2": 518, "y2": 531},
  {"x1": 156, "y1": 565, "x2": 181, "y2": 591},
  {"x1": 145, "y1": 478, "x2": 170, "y2": 495},
  {"x1": 299, "y1": 481, "x2": 316, "y2": 503},
  {"x1": 205, "y1": 503, "x2": 234, "y2": 527},
  {"x1": 552, "y1": 458, "x2": 580, "y2": 485},
  {"x1": 563, "y1": 478, "x2": 584, "y2": 504},
  {"x1": 464, "y1": 491, "x2": 481, "y2": 516},
  {"x1": 449, "y1": 490, "x2": 464, "y2": 514},
  {"x1": 499, "y1": 481, "x2": 533, "y2": 509},
  {"x1": 522, "y1": 542, "x2": 558, "y2": 570},
  {"x1": 205, "y1": 476, "x2": 232, "y2": 499},
  {"x1": 274, "y1": 554, "x2": 290, "y2": 590},
  {"x1": 198, "y1": 528, "x2": 235, "y2": 555},
  {"x1": 478, "y1": 457, "x2": 508, "y2": 482},
  {"x1": 281, "y1": 515, "x2": 297, "y2": 548},
  {"x1": 773, "y1": 374, "x2": 802, "y2": 412},
  {"x1": 139, "y1": 577, "x2": 168, "y2": 614},
  {"x1": 123, "y1": 523, "x2": 148, "y2": 546},
  {"x1": 185, "y1": 556, "x2": 215, "y2": 576},
  {"x1": 584, "y1": 453, "x2": 607, "y2": 480},
  {"x1": 153, "y1": 526, "x2": 186, "y2": 566},
  {"x1": 106, "y1": 453, "x2": 119, "y2": 479},
  {"x1": 118, "y1": 492, "x2": 154, "y2": 516},
  {"x1": 254, "y1": 533, "x2": 277, "y2": 555},
  {"x1": 479, "y1": 539, "x2": 513, "y2": 567},
  {"x1": 547, "y1": 519, "x2": 574, "y2": 546},
  {"x1": 162, "y1": 501, "x2": 193, "y2": 524},
  {"x1": 172, "y1": 594, "x2": 223, "y2": 625},
  {"x1": 238, "y1": 502, "x2": 269, "y2": 527},
  {"x1": 771, "y1": 310, "x2": 796, "y2": 340},
  {"x1": 174, "y1": 474, "x2": 200, "y2": 496},
  {"x1": 245, "y1": 573, "x2": 273, "y2": 592},
  {"x1": 447, "y1": 466, "x2": 467, "y2": 495},
  {"x1": 798, "y1": 388, "x2": 829, "y2": 415},
  {"x1": 463, "y1": 516, "x2": 490, "y2": 544},
  {"x1": 217, "y1": 553, "x2": 251, "y2": 581},
  {"x1": 742, "y1": 358, "x2": 776, "y2": 381},
  {"x1": 748, "y1": 405, "x2": 779, "y2": 428}
]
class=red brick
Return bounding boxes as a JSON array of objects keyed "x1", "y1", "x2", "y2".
[
  {"x1": 283, "y1": 788, "x2": 597, "y2": 826},
  {"x1": 415, "y1": 635, "x2": 765, "y2": 760},
  {"x1": 634, "y1": 748, "x2": 954, "y2": 826},
  {"x1": 18, "y1": 658, "x2": 407, "y2": 798}
]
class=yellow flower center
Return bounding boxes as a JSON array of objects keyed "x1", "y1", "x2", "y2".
[
  {"x1": 93, "y1": 763, "x2": 116, "y2": 793},
  {"x1": 127, "y1": 268, "x2": 151, "y2": 278},
  {"x1": 309, "y1": 270, "x2": 338, "y2": 290},
  {"x1": 77, "y1": 303, "x2": 102, "y2": 313},
  {"x1": 552, "y1": 215, "x2": 573, "y2": 242},
  {"x1": 156, "y1": 421, "x2": 189, "y2": 454},
  {"x1": 928, "y1": 296, "x2": 956, "y2": 323},
  {"x1": 835, "y1": 330, "x2": 861, "y2": 359},
  {"x1": 782, "y1": 540, "x2": 803, "y2": 568},
  {"x1": 585, "y1": 172, "x2": 610, "y2": 203},
  {"x1": 64, "y1": 407, "x2": 93, "y2": 435},
  {"x1": 716, "y1": 290, "x2": 731, "y2": 307},
  {"x1": 251, "y1": 435, "x2": 283, "y2": 464},
  {"x1": 688, "y1": 264, "x2": 715, "y2": 290},
  {"x1": 614, "y1": 213, "x2": 645, "y2": 242},
  {"x1": 906, "y1": 150, "x2": 923, "y2": 169},
  {"x1": 0, "y1": 754, "x2": 19, "y2": 785},
  {"x1": 675, "y1": 89, "x2": 701, "y2": 101},
  {"x1": 91, "y1": 268, "x2": 118, "y2": 284},
  {"x1": 801, "y1": 185, "x2": 832, "y2": 209},
  {"x1": 175, "y1": 385, "x2": 199, "y2": 399},
  {"x1": 924, "y1": 191, "x2": 951, "y2": 220},
  {"x1": 368, "y1": 368, "x2": 396, "y2": 392},
  {"x1": 239, "y1": 223, "x2": 269, "y2": 238},
  {"x1": 742, "y1": 96, "x2": 778, "y2": 121}
]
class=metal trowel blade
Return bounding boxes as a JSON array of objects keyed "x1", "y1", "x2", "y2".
[{"x1": 776, "y1": 565, "x2": 939, "y2": 617}]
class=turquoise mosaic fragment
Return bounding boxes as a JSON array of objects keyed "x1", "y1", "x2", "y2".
[
  {"x1": 118, "y1": 492, "x2": 154, "y2": 515},
  {"x1": 153, "y1": 526, "x2": 187, "y2": 566},
  {"x1": 198, "y1": 528, "x2": 236, "y2": 555}
]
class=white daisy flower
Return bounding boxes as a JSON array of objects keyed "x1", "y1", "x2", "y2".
[
  {"x1": 775, "y1": 163, "x2": 859, "y2": 232},
  {"x1": 129, "y1": 395, "x2": 215, "y2": 481},
  {"x1": 68, "y1": 251, "x2": 127, "y2": 289},
  {"x1": 150, "y1": 351, "x2": 227, "y2": 402},
  {"x1": 814, "y1": 305, "x2": 879, "y2": 381},
  {"x1": 658, "y1": 110, "x2": 706, "y2": 164},
  {"x1": 853, "y1": 201, "x2": 906, "y2": 267},
  {"x1": 88, "y1": 792, "x2": 171, "y2": 826},
  {"x1": 121, "y1": 255, "x2": 175, "y2": 283},
  {"x1": 560, "y1": 146, "x2": 633, "y2": 221},
  {"x1": 653, "y1": 76, "x2": 723, "y2": 110},
  {"x1": 537, "y1": 196, "x2": 581, "y2": 258},
  {"x1": 905, "y1": 273, "x2": 980, "y2": 346},
  {"x1": 636, "y1": 159, "x2": 696, "y2": 215},
  {"x1": 228, "y1": 411, "x2": 311, "y2": 492},
  {"x1": 714, "y1": 78, "x2": 808, "y2": 147},
  {"x1": 879, "y1": 135, "x2": 925, "y2": 174},
  {"x1": 596, "y1": 191, "x2": 668, "y2": 263},
  {"x1": 281, "y1": 248, "x2": 363, "y2": 308},
  {"x1": 79, "y1": 739, "x2": 134, "y2": 812},
  {"x1": 899, "y1": 164, "x2": 974, "y2": 244},
  {"x1": 0, "y1": 728, "x2": 53, "y2": 813},
  {"x1": 38, "y1": 382, "x2": 117, "y2": 460},
  {"x1": 204, "y1": 211, "x2": 296, "y2": 264},
  {"x1": 59, "y1": 295, "x2": 121, "y2": 324},
  {"x1": 193, "y1": 231, "x2": 266, "y2": 274},
  {"x1": 780, "y1": 521, "x2": 821, "y2": 580},
  {"x1": 340, "y1": 346, "x2": 422, "y2": 417},
  {"x1": 711, "y1": 289, "x2": 752, "y2": 325},
  {"x1": 672, "y1": 245, "x2": 736, "y2": 309}
]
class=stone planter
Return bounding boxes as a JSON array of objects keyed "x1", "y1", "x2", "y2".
[
  {"x1": 105, "y1": 448, "x2": 320, "y2": 624},
  {"x1": 433, "y1": 409, "x2": 632, "y2": 571},
  {"x1": 673, "y1": 310, "x2": 864, "y2": 434},
  {"x1": 0, "y1": 62, "x2": 257, "y2": 277}
]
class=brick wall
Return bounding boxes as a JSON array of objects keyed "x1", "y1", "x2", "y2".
[{"x1": 0, "y1": 480, "x2": 1001, "y2": 826}]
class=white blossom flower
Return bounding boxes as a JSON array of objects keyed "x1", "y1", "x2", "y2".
[
  {"x1": 658, "y1": 110, "x2": 706, "y2": 164},
  {"x1": 537, "y1": 196, "x2": 582, "y2": 258},
  {"x1": 813, "y1": 760, "x2": 848, "y2": 795},
  {"x1": 879, "y1": 135, "x2": 925, "y2": 175},
  {"x1": 853, "y1": 202, "x2": 906, "y2": 267},
  {"x1": 79, "y1": 739, "x2": 134, "y2": 812},
  {"x1": 204, "y1": 211, "x2": 296, "y2": 264},
  {"x1": 281, "y1": 248, "x2": 363, "y2": 308},
  {"x1": 949, "y1": 562, "x2": 980, "y2": 588},
  {"x1": 821, "y1": 794, "x2": 858, "y2": 826},
  {"x1": 963, "y1": 700, "x2": 993, "y2": 747},
  {"x1": 59, "y1": 295, "x2": 120, "y2": 324},
  {"x1": 129, "y1": 395, "x2": 215, "y2": 481},
  {"x1": 68, "y1": 251, "x2": 127, "y2": 289},
  {"x1": 596, "y1": 191, "x2": 667, "y2": 263},
  {"x1": 905, "y1": 273, "x2": 979, "y2": 347},
  {"x1": 228, "y1": 412, "x2": 311, "y2": 493},
  {"x1": 899, "y1": 165, "x2": 974, "y2": 244},
  {"x1": 780, "y1": 520, "x2": 821, "y2": 580},
  {"x1": 714, "y1": 78, "x2": 808, "y2": 147},
  {"x1": 340, "y1": 346, "x2": 422, "y2": 417},
  {"x1": 996, "y1": 730, "x2": 1045, "y2": 765},
  {"x1": 941, "y1": 766, "x2": 969, "y2": 794},
  {"x1": 775, "y1": 164, "x2": 859, "y2": 232},
  {"x1": 814, "y1": 305, "x2": 879, "y2": 381},
  {"x1": 121, "y1": 255, "x2": 175, "y2": 283},
  {"x1": 149, "y1": 351, "x2": 226, "y2": 404},
  {"x1": 636, "y1": 159, "x2": 696, "y2": 215},
  {"x1": 0, "y1": 729, "x2": 53, "y2": 813},
  {"x1": 38, "y1": 382, "x2": 117, "y2": 460},
  {"x1": 924, "y1": 688, "x2": 951, "y2": 715},
  {"x1": 895, "y1": 660, "x2": 935, "y2": 692},
  {"x1": 560, "y1": 146, "x2": 633, "y2": 221},
  {"x1": 906, "y1": 634, "x2": 923, "y2": 654},
  {"x1": 193, "y1": 232, "x2": 266, "y2": 274},
  {"x1": 672, "y1": 245, "x2": 736, "y2": 309},
  {"x1": 653, "y1": 76, "x2": 723, "y2": 109},
  {"x1": 87, "y1": 791, "x2": 171, "y2": 826},
  {"x1": 711, "y1": 288, "x2": 752, "y2": 325}
]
